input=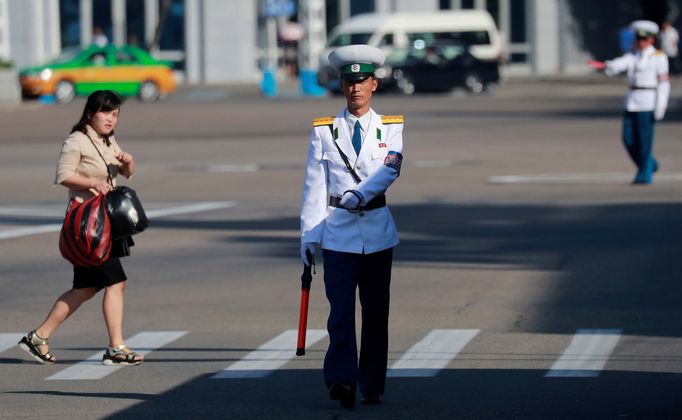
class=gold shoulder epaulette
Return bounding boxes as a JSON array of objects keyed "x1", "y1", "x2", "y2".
[
  {"x1": 313, "y1": 116, "x2": 335, "y2": 126},
  {"x1": 381, "y1": 115, "x2": 404, "y2": 124}
]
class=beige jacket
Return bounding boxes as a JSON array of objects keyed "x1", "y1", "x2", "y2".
[{"x1": 55, "y1": 125, "x2": 129, "y2": 202}]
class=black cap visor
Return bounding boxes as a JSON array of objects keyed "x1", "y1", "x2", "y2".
[{"x1": 341, "y1": 72, "x2": 373, "y2": 82}]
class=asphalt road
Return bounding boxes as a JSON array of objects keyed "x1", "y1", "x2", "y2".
[{"x1": 1, "y1": 79, "x2": 682, "y2": 419}]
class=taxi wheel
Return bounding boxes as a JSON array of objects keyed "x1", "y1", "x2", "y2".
[
  {"x1": 55, "y1": 81, "x2": 75, "y2": 104},
  {"x1": 138, "y1": 81, "x2": 160, "y2": 103}
]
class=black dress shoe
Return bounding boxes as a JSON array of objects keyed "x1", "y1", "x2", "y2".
[
  {"x1": 329, "y1": 383, "x2": 355, "y2": 408},
  {"x1": 361, "y1": 395, "x2": 382, "y2": 405}
]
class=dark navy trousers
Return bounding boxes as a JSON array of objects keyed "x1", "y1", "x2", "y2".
[
  {"x1": 622, "y1": 111, "x2": 657, "y2": 183},
  {"x1": 322, "y1": 247, "x2": 393, "y2": 397}
]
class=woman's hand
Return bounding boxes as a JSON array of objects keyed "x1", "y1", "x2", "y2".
[
  {"x1": 91, "y1": 179, "x2": 113, "y2": 195},
  {"x1": 115, "y1": 151, "x2": 133, "y2": 165}
]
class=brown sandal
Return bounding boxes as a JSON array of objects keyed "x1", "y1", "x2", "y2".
[
  {"x1": 102, "y1": 344, "x2": 144, "y2": 366},
  {"x1": 18, "y1": 331, "x2": 56, "y2": 364}
]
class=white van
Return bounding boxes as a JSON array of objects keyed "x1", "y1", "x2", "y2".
[{"x1": 317, "y1": 10, "x2": 504, "y2": 91}]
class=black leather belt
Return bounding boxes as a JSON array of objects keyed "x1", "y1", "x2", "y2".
[
  {"x1": 629, "y1": 86, "x2": 656, "y2": 90},
  {"x1": 329, "y1": 194, "x2": 386, "y2": 212}
]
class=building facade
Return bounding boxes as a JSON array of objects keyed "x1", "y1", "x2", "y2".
[{"x1": 1, "y1": 0, "x2": 670, "y2": 85}]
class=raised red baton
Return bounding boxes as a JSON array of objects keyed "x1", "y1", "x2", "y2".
[{"x1": 296, "y1": 249, "x2": 314, "y2": 356}]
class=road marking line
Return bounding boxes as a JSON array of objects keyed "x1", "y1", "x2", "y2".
[
  {"x1": 0, "y1": 201, "x2": 237, "y2": 240},
  {"x1": 46, "y1": 331, "x2": 187, "y2": 380},
  {"x1": 489, "y1": 173, "x2": 682, "y2": 184},
  {"x1": 0, "y1": 333, "x2": 24, "y2": 353},
  {"x1": 0, "y1": 224, "x2": 62, "y2": 240},
  {"x1": 212, "y1": 329, "x2": 327, "y2": 379},
  {"x1": 144, "y1": 201, "x2": 237, "y2": 218},
  {"x1": 387, "y1": 329, "x2": 480, "y2": 377},
  {"x1": 545, "y1": 329, "x2": 622, "y2": 378}
]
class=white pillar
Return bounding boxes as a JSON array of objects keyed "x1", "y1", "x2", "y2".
[
  {"x1": 43, "y1": 0, "x2": 60, "y2": 58},
  {"x1": 299, "y1": 0, "x2": 326, "y2": 70},
  {"x1": 112, "y1": 0, "x2": 125, "y2": 45},
  {"x1": 375, "y1": 0, "x2": 393, "y2": 14},
  {"x1": 144, "y1": 0, "x2": 158, "y2": 48},
  {"x1": 31, "y1": 0, "x2": 45, "y2": 62},
  {"x1": 0, "y1": 0, "x2": 11, "y2": 60},
  {"x1": 185, "y1": 0, "x2": 202, "y2": 83},
  {"x1": 80, "y1": 0, "x2": 93, "y2": 47},
  {"x1": 339, "y1": 0, "x2": 350, "y2": 22},
  {"x1": 531, "y1": 0, "x2": 559, "y2": 75}
]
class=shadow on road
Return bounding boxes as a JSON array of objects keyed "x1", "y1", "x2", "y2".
[{"x1": 101, "y1": 369, "x2": 682, "y2": 419}]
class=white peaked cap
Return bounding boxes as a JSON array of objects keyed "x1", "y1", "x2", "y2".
[{"x1": 630, "y1": 20, "x2": 659, "y2": 36}]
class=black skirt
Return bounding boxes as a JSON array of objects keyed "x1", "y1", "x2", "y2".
[{"x1": 73, "y1": 257, "x2": 127, "y2": 291}]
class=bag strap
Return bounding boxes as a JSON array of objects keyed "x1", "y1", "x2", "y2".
[
  {"x1": 328, "y1": 125, "x2": 362, "y2": 184},
  {"x1": 85, "y1": 133, "x2": 114, "y2": 187}
]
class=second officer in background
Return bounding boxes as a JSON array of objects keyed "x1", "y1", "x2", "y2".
[
  {"x1": 589, "y1": 20, "x2": 670, "y2": 184},
  {"x1": 300, "y1": 44, "x2": 404, "y2": 408}
]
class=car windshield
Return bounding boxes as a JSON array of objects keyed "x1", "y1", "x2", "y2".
[
  {"x1": 387, "y1": 44, "x2": 466, "y2": 64},
  {"x1": 328, "y1": 32, "x2": 372, "y2": 47},
  {"x1": 49, "y1": 48, "x2": 81, "y2": 64}
]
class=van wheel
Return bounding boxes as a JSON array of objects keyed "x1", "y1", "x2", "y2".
[
  {"x1": 54, "y1": 80, "x2": 75, "y2": 103},
  {"x1": 464, "y1": 73, "x2": 484, "y2": 94},
  {"x1": 398, "y1": 76, "x2": 415, "y2": 95},
  {"x1": 138, "y1": 81, "x2": 160, "y2": 103}
]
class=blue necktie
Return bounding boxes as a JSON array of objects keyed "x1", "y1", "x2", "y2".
[{"x1": 352, "y1": 120, "x2": 362, "y2": 155}]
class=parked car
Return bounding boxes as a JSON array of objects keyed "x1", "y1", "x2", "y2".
[
  {"x1": 376, "y1": 41, "x2": 500, "y2": 95},
  {"x1": 19, "y1": 44, "x2": 175, "y2": 103}
]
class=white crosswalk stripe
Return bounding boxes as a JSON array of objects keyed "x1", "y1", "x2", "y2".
[
  {"x1": 2, "y1": 328, "x2": 634, "y2": 381},
  {"x1": 46, "y1": 331, "x2": 188, "y2": 380},
  {"x1": 388, "y1": 329, "x2": 480, "y2": 377},
  {"x1": 545, "y1": 329, "x2": 622, "y2": 378},
  {"x1": 0, "y1": 333, "x2": 24, "y2": 354},
  {"x1": 212, "y1": 329, "x2": 327, "y2": 379}
]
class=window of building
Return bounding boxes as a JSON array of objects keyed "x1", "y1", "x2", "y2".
[
  {"x1": 93, "y1": 0, "x2": 113, "y2": 45},
  {"x1": 59, "y1": 0, "x2": 81, "y2": 48},
  {"x1": 510, "y1": 0, "x2": 527, "y2": 63},
  {"x1": 126, "y1": 0, "x2": 145, "y2": 48},
  {"x1": 461, "y1": 0, "x2": 474, "y2": 9},
  {"x1": 350, "y1": 0, "x2": 373, "y2": 15},
  {"x1": 486, "y1": 0, "x2": 500, "y2": 27},
  {"x1": 158, "y1": 0, "x2": 184, "y2": 51}
]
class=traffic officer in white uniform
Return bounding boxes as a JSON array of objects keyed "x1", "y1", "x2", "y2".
[
  {"x1": 299, "y1": 44, "x2": 404, "y2": 408},
  {"x1": 589, "y1": 20, "x2": 670, "y2": 184}
]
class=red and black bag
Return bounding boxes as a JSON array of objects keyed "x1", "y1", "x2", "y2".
[{"x1": 58, "y1": 194, "x2": 112, "y2": 267}]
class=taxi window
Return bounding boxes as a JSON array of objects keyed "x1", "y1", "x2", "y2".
[
  {"x1": 328, "y1": 32, "x2": 372, "y2": 47},
  {"x1": 115, "y1": 50, "x2": 139, "y2": 65},
  {"x1": 84, "y1": 52, "x2": 107, "y2": 67}
]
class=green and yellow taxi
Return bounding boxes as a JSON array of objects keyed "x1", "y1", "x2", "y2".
[{"x1": 19, "y1": 44, "x2": 176, "y2": 103}]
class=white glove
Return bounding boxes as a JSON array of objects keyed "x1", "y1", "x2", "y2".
[
  {"x1": 655, "y1": 80, "x2": 670, "y2": 121},
  {"x1": 300, "y1": 242, "x2": 316, "y2": 266},
  {"x1": 339, "y1": 190, "x2": 362, "y2": 210}
]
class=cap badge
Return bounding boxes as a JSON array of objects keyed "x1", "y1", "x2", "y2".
[{"x1": 351, "y1": 64, "x2": 360, "y2": 73}]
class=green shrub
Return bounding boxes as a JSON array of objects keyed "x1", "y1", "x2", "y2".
[{"x1": 0, "y1": 59, "x2": 14, "y2": 69}]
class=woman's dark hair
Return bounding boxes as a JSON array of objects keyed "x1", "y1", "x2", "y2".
[{"x1": 71, "y1": 90, "x2": 122, "y2": 142}]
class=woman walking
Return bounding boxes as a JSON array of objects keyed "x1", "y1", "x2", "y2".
[{"x1": 18, "y1": 90, "x2": 143, "y2": 366}]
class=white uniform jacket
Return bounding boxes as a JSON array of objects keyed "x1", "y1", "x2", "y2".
[
  {"x1": 605, "y1": 45, "x2": 670, "y2": 115},
  {"x1": 300, "y1": 108, "x2": 404, "y2": 254}
]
